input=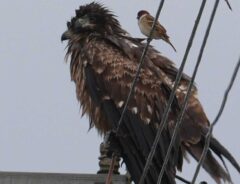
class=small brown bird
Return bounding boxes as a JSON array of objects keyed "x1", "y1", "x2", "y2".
[{"x1": 137, "y1": 10, "x2": 177, "y2": 52}]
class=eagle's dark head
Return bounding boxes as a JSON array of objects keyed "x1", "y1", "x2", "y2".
[{"x1": 61, "y1": 2, "x2": 126, "y2": 41}]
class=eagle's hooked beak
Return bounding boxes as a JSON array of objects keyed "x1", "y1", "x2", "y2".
[{"x1": 61, "y1": 30, "x2": 70, "y2": 41}]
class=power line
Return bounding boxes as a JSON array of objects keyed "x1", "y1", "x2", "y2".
[
  {"x1": 139, "y1": 0, "x2": 207, "y2": 183},
  {"x1": 106, "y1": 0, "x2": 166, "y2": 183},
  {"x1": 224, "y1": 0, "x2": 232, "y2": 10},
  {"x1": 157, "y1": 0, "x2": 220, "y2": 182},
  {"x1": 115, "y1": 0, "x2": 165, "y2": 134},
  {"x1": 191, "y1": 55, "x2": 240, "y2": 183}
]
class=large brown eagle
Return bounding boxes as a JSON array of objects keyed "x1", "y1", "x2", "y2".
[{"x1": 61, "y1": 2, "x2": 240, "y2": 184}]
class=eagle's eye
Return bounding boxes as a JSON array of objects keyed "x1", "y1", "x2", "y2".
[{"x1": 67, "y1": 21, "x2": 71, "y2": 28}]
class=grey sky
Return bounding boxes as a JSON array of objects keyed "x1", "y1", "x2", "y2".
[{"x1": 0, "y1": 0, "x2": 239, "y2": 183}]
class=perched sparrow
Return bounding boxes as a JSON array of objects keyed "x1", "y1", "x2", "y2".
[{"x1": 137, "y1": 10, "x2": 177, "y2": 52}]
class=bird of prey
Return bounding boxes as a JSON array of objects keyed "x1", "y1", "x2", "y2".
[
  {"x1": 137, "y1": 10, "x2": 177, "y2": 52},
  {"x1": 61, "y1": 2, "x2": 240, "y2": 184}
]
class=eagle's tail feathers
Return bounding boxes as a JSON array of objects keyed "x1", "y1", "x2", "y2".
[
  {"x1": 187, "y1": 141, "x2": 232, "y2": 184},
  {"x1": 210, "y1": 137, "x2": 240, "y2": 173}
]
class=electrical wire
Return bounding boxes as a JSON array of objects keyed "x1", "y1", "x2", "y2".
[
  {"x1": 157, "y1": 0, "x2": 220, "y2": 182},
  {"x1": 139, "y1": 1, "x2": 207, "y2": 183},
  {"x1": 191, "y1": 56, "x2": 240, "y2": 183},
  {"x1": 115, "y1": 0, "x2": 166, "y2": 134}
]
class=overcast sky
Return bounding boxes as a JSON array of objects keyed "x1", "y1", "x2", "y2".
[{"x1": 0, "y1": 0, "x2": 239, "y2": 183}]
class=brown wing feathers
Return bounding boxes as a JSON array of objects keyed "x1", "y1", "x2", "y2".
[{"x1": 82, "y1": 38, "x2": 178, "y2": 183}]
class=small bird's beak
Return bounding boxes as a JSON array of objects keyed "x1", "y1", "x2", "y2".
[{"x1": 61, "y1": 30, "x2": 70, "y2": 41}]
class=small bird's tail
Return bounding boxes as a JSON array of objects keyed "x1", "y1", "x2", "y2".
[
  {"x1": 162, "y1": 36, "x2": 177, "y2": 52},
  {"x1": 186, "y1": 136, "x2": 240, "y2": 184}
]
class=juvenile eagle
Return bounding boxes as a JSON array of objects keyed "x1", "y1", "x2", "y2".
[{"x1": 61, "y1": 2, "x2": 240, "y2": 184}]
